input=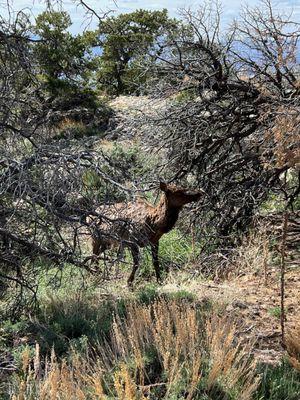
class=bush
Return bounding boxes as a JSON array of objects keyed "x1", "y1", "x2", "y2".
[
  {"x1": 52, "y1": 91, "x2": 113, "y2": 136},
  {"x1": 9, "y1": 300, "x2": 259, "y2": 399},
  {"x1": 166, "y1": 289, "x2": 196, "y2": 302},
  {"x1": 173, "y1": 88, "x2": 197, "y2": 103},
  {"x1": 56, "y1": 119, "x2": 108, "y2": 140},
  {"x1": 26, "y1": 294, "x2": 126, "y2": 357}
]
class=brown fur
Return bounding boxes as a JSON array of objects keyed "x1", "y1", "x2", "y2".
[{"x1": 88, "y1": 182, "x2": 203, "y2": 285}]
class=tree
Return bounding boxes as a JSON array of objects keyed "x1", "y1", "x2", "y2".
[
  {"x1": 0, "y1": 8, "x2": 124, "y2": 315},
  {"x1": 34, "y1": 11, "x2": 96, "y2": 89},
  {"x1": 30, "y1": 10, "x2": 114, "y2": 131},
  {"x1": 97, "y1": 9, "x2": 179, "y2": 95},
  {"x1": 141, "y1": 0, "x2": 299, "y2": 253}
]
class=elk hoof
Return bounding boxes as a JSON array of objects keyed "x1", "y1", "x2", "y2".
[{"x1": 127, "y1": 277, "x2": 135, "y2": 289}]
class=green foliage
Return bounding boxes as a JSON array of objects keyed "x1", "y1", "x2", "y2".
[
  {"x1": 124, "y1": 228, "x2": 196, "y2": 282},
  {"x1": 97, "y1": 9, "x2": 179, "y2": 95},
  {"x1": 3, "y1": 287, "x2": 300, "y2": 400},
  {"x1": 136, "y1": 284, "x2": 196, "y2": 306},
  {"x1": 173, "y1": 89, "x2": 197, "y2": 103},
  {"x1": 82, "y1": 143, "x2": 158, "y2": 203},
  {"x1": 159, "y1": 228, "x2": 196, "y2": 265},
  {"x1": 51, "y1": 84, "x2": 100, "y2": 111},
  {"x1": 137, "y1": 283, "x2": 160, "y2": 305},
  {"x1": 6, "y1": 300, "x2": 260, "y2": 399},
  {"x1": 268, "y1": 306, "x2": 282, "y2": 319},
  {"x1": 260, "y1": 193, "x2": 286, "y2": 214},
  {"x1": 138, "y1": 228, "x2": 196, "y2": 278},
  {"x1": 166, "y1": 289, "x2": 196, "y2": 302},
  {"x1": 29, "y1": 294, "x2": 126, "y2": 357},
  {"x1": 255, "y1": 360, "x2": 300, "y2": 400},
  {"x1": 33, "y1": 10, "x2": 100, "y2": 116},
  {"x1": 0, "y1": 285, "x2": 197, "y2": 366},
  {"x1": 57, "y1": 123, "x2": 106, "y2": 140},
  {"x1": 106, "y1": 143, "x2": 157, "y2": 179},
  {"x1": 55, "y1": 97, "x2": 112, "y2": 138},
  {"x1": 34, "y1": 11, "x2": 96, "y2": 85},
  {"x1": 0, "y1": 319, "x2": 34, "y2": 375},
  {"x1": 0, "y1": 319, "x2": 30, "y2": 350}
]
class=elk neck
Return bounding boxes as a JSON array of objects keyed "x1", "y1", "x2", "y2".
[{"x1": 152, "y1": 192, "x2": 182, "y2": 233}]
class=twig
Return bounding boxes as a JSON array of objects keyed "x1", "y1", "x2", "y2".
[{"x1": 280, "y1": 211, "x2": 288, "y2": 347}]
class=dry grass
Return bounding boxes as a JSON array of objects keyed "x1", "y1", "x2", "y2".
[
  {"x1": 230, "y1": 227, "x2": 271, "y2": 278},
  {"x1": 205, "y1": 317, "x2": 259, "y2": 399},
  {"x1": 262, "y1": 106, "x2": 300, "y2": 170},
  {"x1": 56, "y1": 118, "x2": 85, "y2": 132},
  {"x1": 286, "y1": 319, "x2": 300, "y2": 372},
  {"x1": 9, "y1": 300, "x2": 259, "y2": 400}
]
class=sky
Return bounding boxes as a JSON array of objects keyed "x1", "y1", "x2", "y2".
[{"x1": 1, "y1": 0, "x2": 300, "y2": 33}]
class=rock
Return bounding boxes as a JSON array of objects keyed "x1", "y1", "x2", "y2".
[
  {"x1": 232, "y1": 300, "x2": 248, "y2": 309},
  {"x1": 250, "y1": 307, "x2": 261, "y2": 316},
  {"x1": 226, "y1": 304, "x2": 235, "y2": 312},
  {"x1": 254, "y1": 349, "x2": 283, "y2": 366}
]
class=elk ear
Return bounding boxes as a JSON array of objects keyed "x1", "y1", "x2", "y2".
[
  {"x1": 194, "y1": 189, "x2": 205, "y2": 201},
  {"x1": 159, "y1": 181, "x2": 168, "y2": 192},
  {"x1": 194, "y1": 192, "x2": 203, "y2": 201}
]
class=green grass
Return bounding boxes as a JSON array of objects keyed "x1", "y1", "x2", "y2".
[
  {"x1": 136, "y1": 284, "x2": 197, "y2": 305},
  {"x1": 137, "y1": 283, "x2": 160, "y2": 305},
  {"x1": 0, "y1": 283, "x2": 197, "y2": 364},
  {"x1": 1, "y1": 229, "x2": 300, "y2": 399},
  {"x1": 268, "y1": 306, "x2": 282, "y2": 319},
  {"x1": 136, "y1": 228, "x2": 196, "y2": 280},
  {"x1": 2, "y1": 281, "x2": 300, "y2": 400},
  {"x1": 165, "y1": 289, "x2": 196, "y2": 302},
  {"x1": 255, "y1": 360, "x2": 300, "y2": 400},
  {"x1": 33, "y1": 294, "x2": 128, "y2": 356},
  {"x1": 61, "y1": 125, "x2": 107, "y2": 139}
]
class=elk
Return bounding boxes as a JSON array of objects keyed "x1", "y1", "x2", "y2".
[{"x1": 88, "y1": 182, "x2": 203, "y2": 285}]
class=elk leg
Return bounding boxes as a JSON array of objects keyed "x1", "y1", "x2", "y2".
[
  {"x1": 91, "y1": 239, "x2": 107, "y2": 266},
  {"x1": 92, "y1": 239, "x2": 101, "y2": 257},
  {"x1": 151, "y1": 242, "x2": 162, "y2": 283},
  {"x1": 127, "y1": 245, "x2": 139, "y2": 286}
]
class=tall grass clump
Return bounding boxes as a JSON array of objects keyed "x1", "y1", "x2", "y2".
[
  {"x1": 231, "y1": 227, "x2": 271, "y2": 277},
  {"x1": 255, "y1": 361, "x2": 300, "y2": 400},
  {"x1": 287, "y1": 319, "x2": 300, "y2": 372},
  {"x1": 9, "y1": 299, "x2": 260, "y2": 399},
  {"x1": 253, "y1": 319, "x2": 300, "y2": 400}
]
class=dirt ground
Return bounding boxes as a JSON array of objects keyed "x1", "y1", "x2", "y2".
[
  {"x1": 160, "y1": 267, "x2": 300, "y2": 365},
  {"x1": 97, "y1": 263, "x2": 299, "y2": 365}
]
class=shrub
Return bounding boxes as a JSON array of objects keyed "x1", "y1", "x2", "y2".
[
  {"x1": 268, "y1": 307, "x2": 282, "y2": 319},
  {"x1": 9, "y1": 300, "x2": 259, "y2": 399},
  {"x1": 173, "y1": 88, "x2": 197, "y2": 103},
  {"x1": 56, "y1": 119, "x2": 107, "y2": 139},
  {"x1": 28, "y1": 294, "x2": 126, "y2": 357}
]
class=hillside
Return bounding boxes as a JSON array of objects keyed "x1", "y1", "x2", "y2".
[
  {"x1": 1, "y1": 1, "x2": 300, "y2": 398},
  {"x1": 1, "y1": 95, "x2": 300, "y2": 399}
]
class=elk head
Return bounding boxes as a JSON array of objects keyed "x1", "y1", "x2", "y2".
[{"x1": 159, "y1": 182, "x2": 204, "y2": 208}]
